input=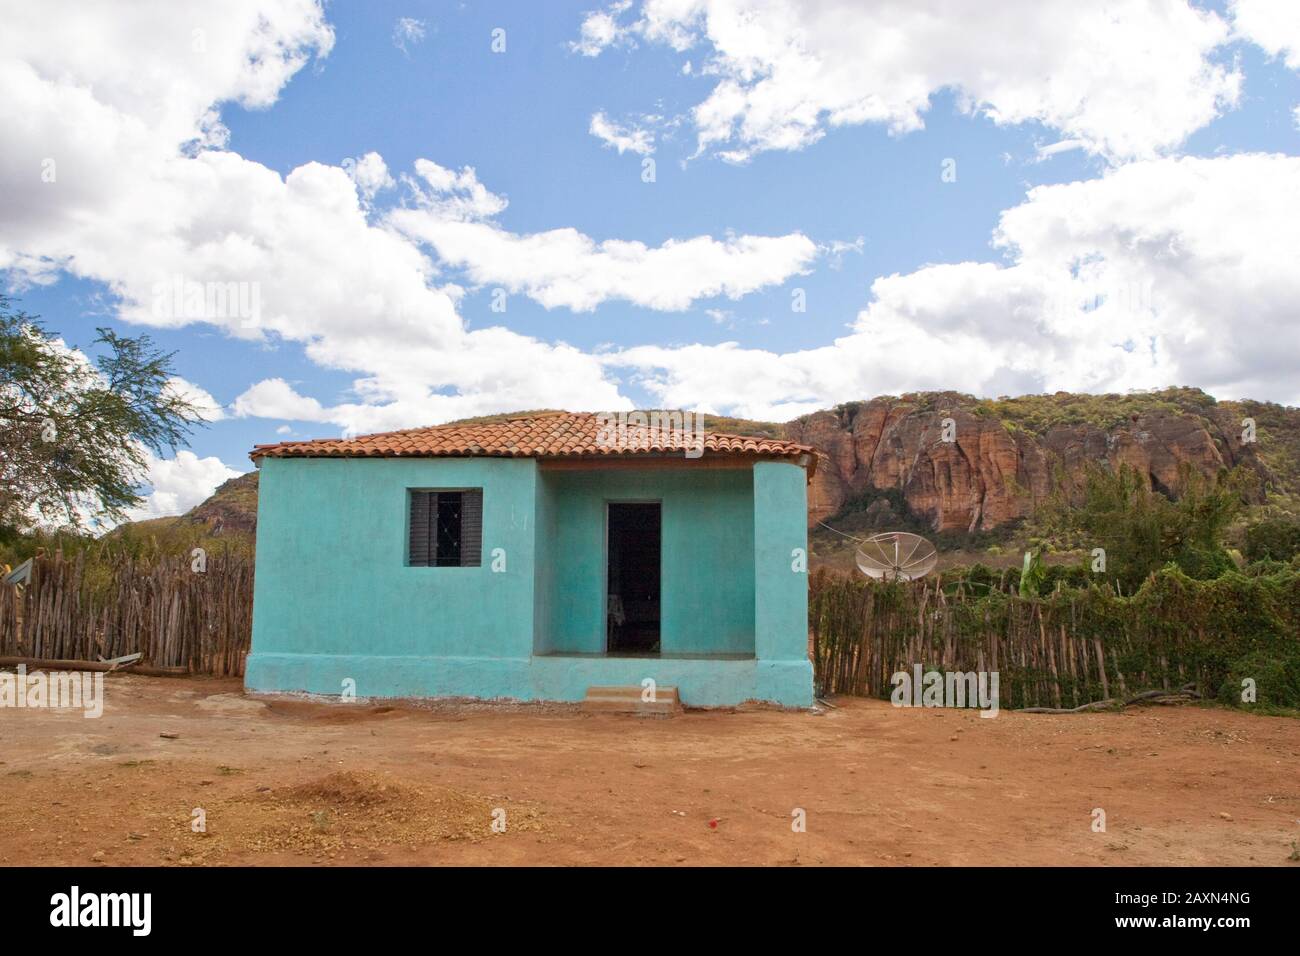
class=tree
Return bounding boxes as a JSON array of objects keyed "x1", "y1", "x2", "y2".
[
  {"x1": 1243, "y1": 516, "x2": 1300, "y2": 563},
  {"x1": 1038, "y1": 461, "x2": 1250, "y2": 592},
  {"x1": 0, "y1": 296, "x2": 203, "y2": 535}
]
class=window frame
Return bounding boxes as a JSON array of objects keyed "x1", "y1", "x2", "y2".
[{"x1": 406, "y1": 487, "x2": 483, "y2": 568}]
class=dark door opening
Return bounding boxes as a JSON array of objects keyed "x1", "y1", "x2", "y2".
[{"x1": 606, "y1": 502, "x2": 661, "y2": 655}]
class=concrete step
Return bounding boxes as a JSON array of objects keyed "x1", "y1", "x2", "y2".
[{"x1": 582, "y1": 684, "x2": 682, "y2": 716}]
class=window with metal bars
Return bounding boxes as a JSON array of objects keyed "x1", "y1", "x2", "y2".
[{"x1": 408, "y1": 489, "x2": 482, "y2": 567}]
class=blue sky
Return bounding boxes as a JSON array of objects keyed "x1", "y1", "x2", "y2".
[{"x1": 3, "y1": 0, "x2": 1299, "y2": 517}]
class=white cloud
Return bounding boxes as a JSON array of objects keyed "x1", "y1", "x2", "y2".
[
  {"x1": 576, "y1": 0, "x2": 1242, "y2": 162},
  {"x1": 125, "y1": 451, "x2": 243, "y2": 521},
  {"x1": 589, "y1": 111, "x2": 657, "y2": 154},
  {"x1": 1035, "y1": 139, "x2": 1088, "y2": 161},
  {"x1": 392, "y1": 17, "x2": 427, "y2": 55},
  {"x1": 819, "y1": 236, "x2": 863, "y2": 269},
  {"x1": 572, "y1": 1, "x2": 635, "y2": 56},
  {"x1": 4, "y1": 0, "x2": 1296, "y2": 447},
  {"x1": 388, "y1": 158, "x2": 816, "y2": 313},
  {"x1": 1233, "y1": 0, "x2": 1300, "y2": 124},
  {"x1": 391, "y1": 203, "x2": 818, "y2": 312},
  {"x1": 611, "y1": 154, "x2": 1300, "y2": 418},
  {"x1": 345, "y1": 151, "x2": 395, "y2": 200},
  {"x1": 0, "y1": 1, "x2": 645, "y2": 434},
  {"x1": 388, "y1": 159, "x2": 816, "y2": 312},
  {"x1": 165, "y1": 376, "x2": 226, "y2": 422},
  {"x1": 231, "y1": 377, "x2": 328, "y2": 422},
  {"x1": 406, "y1": 159, "x2": 509, "y2": 220},
  {"x1": 1232, "y1": 0, "x2": 1300, "y2": 69}
]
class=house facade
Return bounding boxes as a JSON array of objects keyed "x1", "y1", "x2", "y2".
[{"x1": 245, "y1": 413, "x2": 816, "y2": 707}]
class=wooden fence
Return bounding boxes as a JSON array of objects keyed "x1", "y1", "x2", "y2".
[
  {"x1": 808, "y1": 568, "x2": 1270, "y2": 709},
  {"x1": 4, "y1": 552, "x2": 1293, "y2": 700},
  {"x1": 0, "y1": 551, "x2": 253, "y2": 676}
]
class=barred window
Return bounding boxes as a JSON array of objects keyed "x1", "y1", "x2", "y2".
[{"x1": 408, "y1": 489, "x2": 482, "y2": 567}]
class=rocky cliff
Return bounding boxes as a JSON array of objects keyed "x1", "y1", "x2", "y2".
[
  {"x1": 783, "y1": 388, "x2": 1288, "y2": 535},
  {"x1": 184, "y1": 471, "x2": 260, "y2": 535}
]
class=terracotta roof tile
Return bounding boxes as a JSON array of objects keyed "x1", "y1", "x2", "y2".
[{"x1": 250, "y1": 412, "x2": 815, "y2": 475}]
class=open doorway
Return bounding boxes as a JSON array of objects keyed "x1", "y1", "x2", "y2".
[{"x1": 606, "y1": 502, "x2": 661, "y2": 655}]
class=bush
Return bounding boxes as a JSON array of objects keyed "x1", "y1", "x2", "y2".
[
  {"x1": 1218, "y1": 650, "x2": 1300, "y2": 710},
  {"x1": 1041, "y1": 562, "x2": 1092, "y2": 592},
  {"x1": 1243, "y1": 517, "x2": 1300, "y2": 563},
  {"x1": 811, "y1": 565, "x2": 1300, "y2": 708},
  {"x1": 1174, "y1": 546, "x2": 1236, "y2": 581},
  {"x1": 937, "y1": 563, "x2": 1003, "y2": 596},
  {"x1": 1034, "y1": 461, "x2": 1252, "y2": 591},
  {"x1": 1242, "y1": 559, "x2": 1292, "y2": 577}
]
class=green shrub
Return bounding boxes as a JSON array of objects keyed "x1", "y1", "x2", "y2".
[
  {"x1": 1041, "y1": 562, "x2": 1092, "y2": 592},
  {"x1": 1218, "y1": 650, "x2": 1300, "y2": 710},
  {"x1": 1242, "y1": 559, "x2": 1291, "y2": 577},
  {"x1": 1174, "y1": 546, "x2": 1236, "y2": 581},
  {"x1": 1244, "y1": 517, "x2": 1300, "y2": 562},
  {"x1": 1034, "y1": 462, "x2": 1252, "y2": 591},
  {"x1": 812, "y1": 564, "x2": 1300, "y2": 709}
]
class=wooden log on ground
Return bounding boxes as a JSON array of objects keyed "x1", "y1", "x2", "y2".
[
  {"x1": 0, "y1": 655, "x2": 190, "y2": 677},
  {"x1": 1017, "y1": 686, "x2": 1201, "y2": 714}
]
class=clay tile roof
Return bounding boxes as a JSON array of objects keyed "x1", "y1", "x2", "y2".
[{"x1": 250, "y1": 412, "x2": 815, "y2": 475}]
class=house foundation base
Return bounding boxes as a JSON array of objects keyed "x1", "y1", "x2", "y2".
[{"x1": 245, "y1": 653, "x2": 814, "y2": 708}]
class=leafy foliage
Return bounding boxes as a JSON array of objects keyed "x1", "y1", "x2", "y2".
[
  {"x1": 0, "y1": 297, "x2": 203, "y2": 534},
  {"x1": 812, "y1": 565, "x2": 1300, "y2": 710},
  {"x1": 1243, "y1": 516, "x2": 1300, "y2": 562},
  {"x1": 975, "y1": 386, "x2": 1220, "y2": 434},
  {"x1": 1218, "y1": 650, "x2": 1300, "y2": 712},
  {"x1": 1035, "y1": 461, "x2": 1251, "y2": 592}
]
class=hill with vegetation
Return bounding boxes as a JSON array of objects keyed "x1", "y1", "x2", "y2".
[
  {"x1": 11, "y1": 388, "x2": 1296, "y2": 574},
  {"x1": 787, "y1": 387, "x2": 1299, "y2": 568}
]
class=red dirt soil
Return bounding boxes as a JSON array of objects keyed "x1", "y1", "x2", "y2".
[{"x1": 1, "y1": 674, "x2": 1298, "y2": 866}]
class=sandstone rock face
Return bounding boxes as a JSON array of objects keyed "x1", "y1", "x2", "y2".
[
  {"x1": 185, "y1": 471, "x2": 259, "y2": 535},
  {"x1": 785, "y1": 396, "x2": 1268, "y2": 534}
]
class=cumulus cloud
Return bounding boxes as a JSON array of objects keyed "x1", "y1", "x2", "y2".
[
  {"x1": 572, "y1": 0, "x2": 635, "y2": 56},
  {"x1": 345, "y1": 151, "x2": 395, "y2": 201},
  {"x1": 391, "y1": 208, "x2": 818, "y2": 312},
  {"x1": 1232, "y1": 0, "x2": 1300, "y2": 69},
  {"x1": 4, "y1": 0, "x2": 1296, "y2": 444},
  {"x1": 0, "y1": 0, "x2": 720, "y2": 433},
  {"x1": 405, "y1": 159, "x2": 509, "y2": 220},
  {"x1": 125, "y1": 450, "x2": 243, "y2": 521},
  {"x1": 386, "y1": 159, "x2": 816, "y2": 312},
  {"x1": 610, "y1": 154, "x2": 1300, "y2": 418},
  {"x1": 575, "y1": 0, "x2": 1242, "y2": 162},
  {"x1": 1233, "y1": 0, "x2": 1300, "y2": 123},
  {"x1": 231, "y1": 377, "x2": 328, "y2": 422},
  {"x1": 165, "y1": 377, "x2": 226, "y2": 422}
]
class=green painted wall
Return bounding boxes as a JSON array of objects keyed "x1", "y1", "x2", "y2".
[
  {"x1": 541, "y1": 467, "x2": 756, "y2": 655},
  {"x1": 531, "y1": 467, "x2": 559, "y2": 655},
  {"x1": 753, "y1": 461, "x2": 809, "y2": 661},
  {"x1": 250, "y1": 456, "x2": 538, "y2": 659}
]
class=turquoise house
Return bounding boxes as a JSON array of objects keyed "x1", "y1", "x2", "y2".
[{"x1": 245, "y1": 412, "x2": 816, "y2": 707}]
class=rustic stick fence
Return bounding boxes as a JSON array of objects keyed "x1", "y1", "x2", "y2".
[
  {"x1": 809, "y1": 567, "x2": 1300, "y2": 709},
  {"x1": 0, "y1": 551, "x2": 253, "y2": 676}
]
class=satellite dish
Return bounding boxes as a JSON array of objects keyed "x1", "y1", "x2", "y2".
[{"x1": 855, "y1": 531, "x2": 938, "y2": 581}]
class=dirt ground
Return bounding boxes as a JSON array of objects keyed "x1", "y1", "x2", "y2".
[{"x1": 1, "y1": 674, "x2": 1298, "y2": 866}]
